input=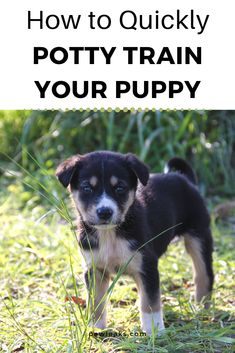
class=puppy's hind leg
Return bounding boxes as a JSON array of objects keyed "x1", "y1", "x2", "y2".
[{"x1": 184, "y1": 229, "x2": 214, "y2": 306}]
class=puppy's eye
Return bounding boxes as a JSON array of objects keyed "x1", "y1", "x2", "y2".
[
  {"x1": 115, "y1": 185, "x2": 126, "y2": 194},
  {"x1": 81, "y1": 185, "x2": 93, "y2": 194}
]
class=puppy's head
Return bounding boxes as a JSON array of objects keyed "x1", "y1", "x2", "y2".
[{"x1": 56, "y1": 151, "x2": 149, "y2": 229}]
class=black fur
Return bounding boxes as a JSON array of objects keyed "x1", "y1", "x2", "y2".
[{"x1": 165, "y1": 157, "x2": 197, "y2": 185}]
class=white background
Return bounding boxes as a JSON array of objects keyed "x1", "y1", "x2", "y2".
[{"x1": 0, "y1": 0, "x2": 234, "y2": 109}]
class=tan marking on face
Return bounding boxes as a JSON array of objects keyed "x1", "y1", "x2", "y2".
[
  {"x1": 90, "y1": 176, "x2": 98, "y2": 187},
  {"x1": 121, "y1": 190, "x2": 135, "y2": 221},
  {"x1": 71, "y1": 190, "x2": 96, "y2": 224},
  {"x1": 184, "y1": 235, "x2": 210, "y2": 302},
  {"x1": 71, "y1": 190, "x2": 86, "y2": 219},
  {"x1": 110, "y1": 175, "x2": 118, "y2": 186}
]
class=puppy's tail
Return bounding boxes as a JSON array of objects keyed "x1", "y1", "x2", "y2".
[{"x1": 164, "y1": 157, "x2": 197, "y2": 185}]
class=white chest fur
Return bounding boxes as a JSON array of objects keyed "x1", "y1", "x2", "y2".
[{"x1": 81, "y1": 229, "x2": 142, "y2": 275}]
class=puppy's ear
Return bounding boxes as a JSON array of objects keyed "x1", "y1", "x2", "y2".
[
  {"x1": 125, "y1": 153, "x2": 149, "y2": 186},
  {"x1": 56, "y1": 154, "x2": 83, "y2": 188}
]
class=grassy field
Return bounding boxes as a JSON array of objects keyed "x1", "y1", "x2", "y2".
[
  {"x1": 0, "y1": 182, "x2": 235, "y2": 353},
  {"x1": 0, "y1": 110, "x2": 235, "y2": 352}
]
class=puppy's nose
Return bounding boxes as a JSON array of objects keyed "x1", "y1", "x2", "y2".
[{"x1": 96, "y1": 207, "x2": 113, "y2": 221}]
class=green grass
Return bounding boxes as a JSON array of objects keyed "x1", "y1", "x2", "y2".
[{"x1": 0, "y1": 184, "x2": 235, "y2": 353}]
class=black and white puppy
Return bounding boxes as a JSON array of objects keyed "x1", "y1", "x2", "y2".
[{"x1": 56, "y1": 151, "x2": 213, "y2": 334}]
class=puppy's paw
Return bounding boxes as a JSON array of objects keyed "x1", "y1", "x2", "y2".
[
  {"x1": 88, "y1": 315, "x2": 107, "y2": 330},
  {"x1": 141, "y1": 311, "x2": 165, "y2": 336},
  {"x1": 94, "y1": 316, "x2": 107, "y2": 330}
]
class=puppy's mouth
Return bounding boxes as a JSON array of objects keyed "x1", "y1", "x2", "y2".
[
  {"x1": 93, "y1": 224, "x2": 117, "y2": 230},
  {"x1": 87, "y1": 219, "x2": 119, "y2": 230},
  {"x1": 80, "y1": 214, "x2": 119, "y2": 229}
]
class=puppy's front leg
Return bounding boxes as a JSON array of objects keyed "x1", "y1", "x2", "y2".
[
  {"x1": 85, "y1": 268, "x2": 110, "y2": 329},
  {"x1": 135, "y1": 259, "x2": 164, "y2": 335}
]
